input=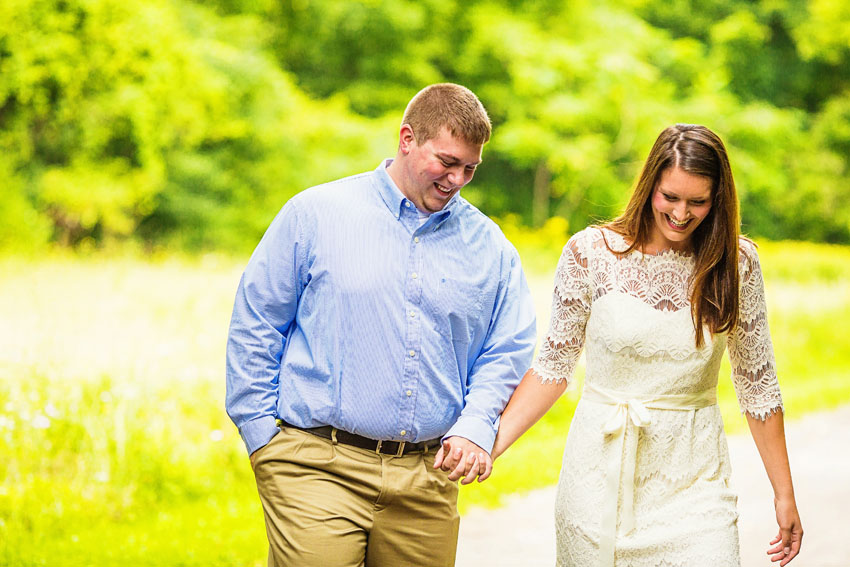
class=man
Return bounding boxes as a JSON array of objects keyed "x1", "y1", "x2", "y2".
[{"x1": 226, "y1": 83, "x2": 536, "y2": 567}]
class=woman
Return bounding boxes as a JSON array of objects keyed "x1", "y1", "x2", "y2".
[{"x1": 492, "y1": 124, "x2": 803, "y2": 566}]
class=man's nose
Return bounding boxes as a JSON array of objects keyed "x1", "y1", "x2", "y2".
[{"x1": 446, "y1": 166, "x2": 465, "y2": 187}]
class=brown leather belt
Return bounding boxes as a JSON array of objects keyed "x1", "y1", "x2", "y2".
[{"x1": 276, "y1": 419, "x2": 441, "y2": 457}]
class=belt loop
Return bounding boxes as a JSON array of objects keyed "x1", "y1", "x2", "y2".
[
  {"x1": 331, "y1": 428, "x2": 338, "y2": 445},
  {"x1": 375, "y1": 440, "x2": 383, "y2": 454},
  {"x1": 394, "y1": 441, "x2": 406, "y2": 458}
]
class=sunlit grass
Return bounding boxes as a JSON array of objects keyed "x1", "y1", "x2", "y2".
[
  {"x1": 1, "y1": 240, "x2": 849, "y2": 564},
  {"x1": 0, "y1": 254, "x2": 266, "y2": 565}
]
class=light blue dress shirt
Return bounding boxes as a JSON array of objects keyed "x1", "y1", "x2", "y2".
[{"x1": 226, "y1": 160, "x2": 536, "y2": 455}]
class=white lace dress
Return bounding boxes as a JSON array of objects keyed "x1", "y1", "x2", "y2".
[{"x1": 533, "y1": 227, "x2": 783, "y2": 567}]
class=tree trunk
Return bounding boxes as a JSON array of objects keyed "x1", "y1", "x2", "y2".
[{"x1": 532, "y1": 161, "x2": 551, "y2": 227}]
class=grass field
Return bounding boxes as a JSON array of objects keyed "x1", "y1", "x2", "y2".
[{"x1": 1, "y1": 240, "x2": 849, "y2": 565}]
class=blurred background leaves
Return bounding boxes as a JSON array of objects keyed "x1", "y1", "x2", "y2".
[{"x1": 2, "y1": 0, "x2": 849, "y2": 255}]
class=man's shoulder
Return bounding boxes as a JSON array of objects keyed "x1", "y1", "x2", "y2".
[
  {"x1": 270, "y1": 170, "x2": 375, "y2": 231},
  {"x1": 452, "y1": 197, "x2": 506, "y2": 236},
  {"x1": 291, "y1": 170, "x2": 374, "y2": 207},
  {"x1": 451, "y1": 197, "x2": 520, "y2": 258}
]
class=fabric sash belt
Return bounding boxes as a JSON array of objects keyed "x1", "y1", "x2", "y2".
[{"x1": 581, "y1": 382, "x2": 717, "y2": 567}]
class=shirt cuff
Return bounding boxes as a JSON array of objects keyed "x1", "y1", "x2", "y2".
[
  {"x1": 239, "y1": 415, "x2": 280, "y2": 455},
  {"x1": 442, "y1": 414, "x2": 498, "y2": 454}
]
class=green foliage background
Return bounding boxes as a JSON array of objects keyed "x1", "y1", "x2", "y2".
[{"x1": 2, "y1": 0, "x2": 850, "y2": 253}]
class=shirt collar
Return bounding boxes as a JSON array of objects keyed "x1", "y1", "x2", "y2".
[{"x1": 374, "y1": 159, "x2": 456, "y2": 225}]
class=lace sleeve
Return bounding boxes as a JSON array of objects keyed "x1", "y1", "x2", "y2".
[
  {"x1": 531, "y1": 231, "x2": 592, "y2": 385},
  {"x1": 727, "y1": 239, "x2": 783, "y2": 419}
]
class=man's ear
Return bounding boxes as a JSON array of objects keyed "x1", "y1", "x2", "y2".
[{"x1": 398, "y1": 124, "x2": 416, "y2": 155}]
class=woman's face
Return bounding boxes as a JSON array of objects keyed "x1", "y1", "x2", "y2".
[{"x1": 648, "y1": 166, "x2": 713, "y2": 252}]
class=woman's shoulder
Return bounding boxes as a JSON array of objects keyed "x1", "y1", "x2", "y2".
[
  {"x1": 568, "y1": 225, "x2": 625, "y2": 250},
  {"x1": 737, "y1": 236, "x2": 762, "y2": 272},
  {"x1": 557, "y1": 227, "x2": 629, "y2": 275}
]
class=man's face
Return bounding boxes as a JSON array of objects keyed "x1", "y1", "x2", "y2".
[{"x1": 398, "y1": 126, "x2": 483, "y2": 213}]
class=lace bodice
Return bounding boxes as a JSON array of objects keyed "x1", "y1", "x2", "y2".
[{"x1": 533, "y1": 226, "x2": 783, "y2": 419}]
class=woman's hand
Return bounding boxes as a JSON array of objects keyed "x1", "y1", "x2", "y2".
[{"x1": 767, "y1": 496, "x2": 802, "y2": 565}]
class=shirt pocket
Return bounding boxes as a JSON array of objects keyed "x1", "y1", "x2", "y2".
[{"x1": 435, "y1": 277, "x2": 489, "y2": 343}]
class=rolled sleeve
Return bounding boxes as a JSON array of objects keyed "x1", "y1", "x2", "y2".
[
  {"x1": 239, "y1": 415, "x2": 280, "y2": 456},
  {"x1": 443, "y1": 414, "x2": 501, "y2": 454}
]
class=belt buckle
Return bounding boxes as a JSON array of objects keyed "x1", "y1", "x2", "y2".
[
  {"x1": 393, "y1": 441, "x2": 406, "y2": 457},
  {"x1": 374, "y1": 440, "x2": 406, "y2": 457}
]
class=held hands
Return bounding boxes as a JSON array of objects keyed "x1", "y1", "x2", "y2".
[
  {"x1": 433, "y1": 436, "x2": 493, "y2": 485},
  {"x1": 768, "y1": 496, "x2": 803, "y2": 565}
]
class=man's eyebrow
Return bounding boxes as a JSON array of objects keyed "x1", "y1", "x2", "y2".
[{"x1": 436, "y1": 152, "x2": 481, "y2": 166}]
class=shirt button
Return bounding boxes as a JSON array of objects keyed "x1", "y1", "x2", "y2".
[
  {"x1": 409, "y1": 350, "x2": 416, "y2": 357},
  {"x1": 411, "y1": 272, "x2": 418, "y2": 279},
  {"x1": 405, "y1": 201, "x2": 411, "y2": 208},
  {"x1": 414, "y1": 237, "x2": 420, "y2": 243},
  {"x1": 409, "y1": 310, "x2": 416, "y2": 317},
  {"x1": 400, "y1": 430, "x2": 407, "y2": 436},
  {"x1": 406, "y1": 390, "x2": 412, "y2": 397}
]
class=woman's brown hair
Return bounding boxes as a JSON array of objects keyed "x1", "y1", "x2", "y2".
[{"x1": 604, "y1": 124, "x2": 740, "y2": 347}]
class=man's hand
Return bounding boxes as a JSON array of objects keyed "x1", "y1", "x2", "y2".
[{"x1": 433, "y1": 436, "x2": 493, "y2": 484}]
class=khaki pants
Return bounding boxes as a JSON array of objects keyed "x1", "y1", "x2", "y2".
[{"x1": 252, "y1": 426, "x2": 460, "y2": 567}]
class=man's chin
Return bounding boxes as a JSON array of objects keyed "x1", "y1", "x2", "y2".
[{"x1": 427, "y1": 194, "x2": 456, "y2": 212}]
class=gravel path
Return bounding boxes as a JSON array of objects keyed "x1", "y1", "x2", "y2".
[{"x1": 456, "y1": 404, "x2": 850, "y2": 567}]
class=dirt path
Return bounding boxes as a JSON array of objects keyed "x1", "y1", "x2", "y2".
[{"x1": 456, "y1": 404, "x2": 850, "y2": 567}]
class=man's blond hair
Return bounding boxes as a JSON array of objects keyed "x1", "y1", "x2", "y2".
[{"x1": 401, "y1": 83, "x2": 491, "y2": 146}]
